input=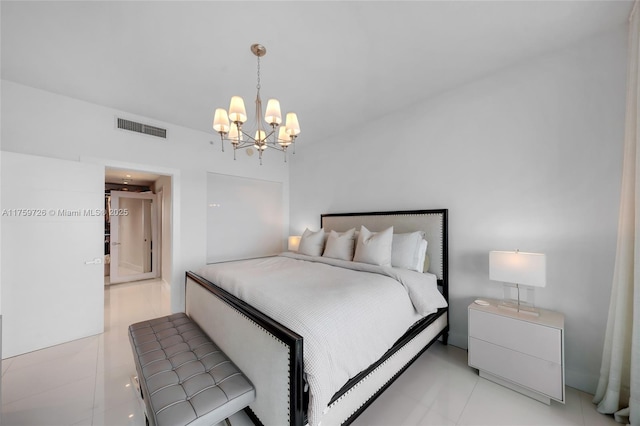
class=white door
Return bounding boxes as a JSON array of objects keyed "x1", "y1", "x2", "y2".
[
  {"x1": 1, "y1": 152, "x2": 104, "y2": 358},
  {"x1": 109, "y1": 191, "x2": 158, "y2": 284}
]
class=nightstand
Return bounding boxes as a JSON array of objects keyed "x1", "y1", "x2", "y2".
[{"x1": 468, "y1": 298, "x2": 565, "y2": 404}]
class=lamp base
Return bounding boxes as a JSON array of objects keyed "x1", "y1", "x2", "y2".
[
  {"x1": 497, "y1": 300, "x2": 518, "y2": 312},
  {"x1": 516, "y1": 305, "x2": 541, "y2": 317},
  {"x1": 499, "y1": 284, "x2": 541, "y2": 317},
  {"x1": 498, "y1": 300, "x2": 540, "y2": 317}
]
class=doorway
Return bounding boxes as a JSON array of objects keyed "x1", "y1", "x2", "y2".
[
  {"x1": 104, "y1": 168, "x2": 172, "y2": 287},
  {"x1": 109, "y1": 191, "x2": 157, "y2": 283}
]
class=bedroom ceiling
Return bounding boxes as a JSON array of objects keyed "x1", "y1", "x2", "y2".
[{"x1": 1, "y1": 1, "x2": 634, "y2": 145}]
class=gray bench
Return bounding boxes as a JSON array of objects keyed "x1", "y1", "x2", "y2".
[{"x1": 128, "y1": 313, "x2": 256, "y2": 426}]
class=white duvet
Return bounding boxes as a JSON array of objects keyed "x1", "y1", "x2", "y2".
[{"x1": 197, "y1": 253, "x2": 447, "y2": 426}]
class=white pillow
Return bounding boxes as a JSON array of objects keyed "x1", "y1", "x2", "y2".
[
  {"x1": 353, "y1": 226, "x2": 394, "y2": 266},
  {"x1": 416, "y1": 239, "x2": 428, "y2": 273},
  {"x1": 391, "y1": 231, "x2": 426, "y2": 272},
  {"x1": 322, "y1": 228, "x2": 356, "y2": 261},
  {"x1": 297, "y1": 228, "x2": 326, "y2": 257}
]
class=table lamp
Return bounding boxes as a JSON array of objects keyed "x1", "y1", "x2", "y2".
[
  {"x1": 288, "y1": 235, "x2": 301, "y2": 252},
  {"x1": 489, "y1": 250, "x2": 546, "y2": 316}
]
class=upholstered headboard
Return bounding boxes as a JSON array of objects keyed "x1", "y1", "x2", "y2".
[{"x1": 321, "y1": 209, "x2": 448, "y2": 300}]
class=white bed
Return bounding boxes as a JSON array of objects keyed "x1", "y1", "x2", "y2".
[{"x1": 185, "y1": 209, "x2": 449, "y2": 426}]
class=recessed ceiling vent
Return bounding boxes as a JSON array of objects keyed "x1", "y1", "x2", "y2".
[{"x1": 117, "y1": 118, "x2": 167, "y2": 139}]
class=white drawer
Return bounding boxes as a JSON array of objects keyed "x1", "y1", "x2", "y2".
[
  {"x1": 469, "y1": 337, "x2": 563, "y2": 400},
  {"x1": 469, "y1": 309, "x2": 561, "y2": 363}
]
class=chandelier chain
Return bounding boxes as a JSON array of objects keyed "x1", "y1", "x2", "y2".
[{"x1": 256, "y1": 55, "x2": 261, "y2": 92}]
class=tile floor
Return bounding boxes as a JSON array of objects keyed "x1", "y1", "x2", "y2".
[{"x1": 1, "y1": 279, "x2": 620, "y2": 426}]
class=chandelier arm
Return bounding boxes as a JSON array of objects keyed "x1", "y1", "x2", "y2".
[
  {"x1": 238, "y1": 128, "x2": 255, "y2": 141},
  {"x1": 264, "y1": 128, "x2": 276, "y2": 140},
  {"x1": 235, "y1": 128, "x2": 275, "y2": 143},
  {"x1": 234, "y1": 141, "x2": 256, "y2": 150}
]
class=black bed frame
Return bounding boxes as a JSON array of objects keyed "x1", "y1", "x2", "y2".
[{"x1": 186, "y1": 208, "x2": 449, "y2": 426}]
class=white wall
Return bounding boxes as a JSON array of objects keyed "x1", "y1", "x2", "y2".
[
  {"x1": 1, "y1": 80, "x2": 290, "y2": 315},
  {"x1": 289, "y1": 27, "x2": 628, "y2": 393}
]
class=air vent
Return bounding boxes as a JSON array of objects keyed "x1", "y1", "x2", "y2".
[{"x1": 117, "y1": 118, "x2": 167, "y2": 139}]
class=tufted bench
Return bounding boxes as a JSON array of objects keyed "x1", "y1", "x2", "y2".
[{"x1": 128, "y1": 313, "x2": 255, "y2": 426}]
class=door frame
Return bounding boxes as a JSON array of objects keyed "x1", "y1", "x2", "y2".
[{"x1": 156, "y1": 187, "x2": 164, "y2": 281}]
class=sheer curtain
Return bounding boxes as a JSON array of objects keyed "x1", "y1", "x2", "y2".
[{"x1": 593, "y1": 2, "x2": 640, "y2": 425}]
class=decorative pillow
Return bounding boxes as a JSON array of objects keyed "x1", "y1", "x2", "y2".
[
  {"x1": 416, "y1": 238, "x2": 429, "y2": 273},
  {"x1": 322, "y1": 228, "x2": 356, "y2": 261},
  {"x1": 391, "y1": 231, "x2": 426, "y2": 272},
  {"x1": 353, "y1": 226, "x2": 394, "y2": 266},
  {"x1": 297, "y1": 228, "x2": 326, "y2": 257}
]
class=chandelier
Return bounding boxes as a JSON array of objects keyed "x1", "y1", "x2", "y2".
[{"x1": 212, "y1": 44, "x2": 301, "y2": 165}]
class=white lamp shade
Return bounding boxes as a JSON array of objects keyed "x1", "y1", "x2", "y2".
[
  {"x1": 228, "y1": 96, "x2": 247, "y2": 123},
  {"x1": 288, "y1": 235, "x2": 301, "y2": 251},
  {"x1": 213, "y1": 108, "x2": 230, "y2": 133},
  {"x1": 228, "y1": 124, "x2": 242, "y2": 143},
  {"x1": 265, "y1": 99, "x2": 282, "y2": 125},
  {"x1": 285, "y1": 112, "x2": 301, "y2": 136},
  {"x1": 254, "y1": 130, "x2": 267, "y2": 150},
  {"x1": 489, "y1": 251, "x2": 546, "y2": 288},
  {"x1": 278, "y1": 127, "x2": 292, "y2": 146}
]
